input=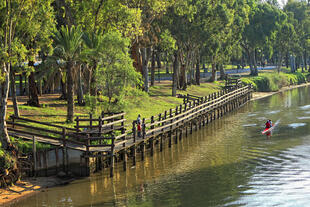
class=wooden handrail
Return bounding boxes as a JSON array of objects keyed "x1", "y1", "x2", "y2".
[
  {"x1": 9, "y1": 116, "x2": 76, "y2": 131},
  {"x1": 74, "y1": 119, "x2": 126, "y2": 129},
  {"x1": 8, "y1": 128, "x2": 61, "y2": 141},
  {"x1": 145, "y1": 86, "x2": 250, "y2": 134},
  {"x1": 145, "y1": 86, "x2": 248, "y2": 128},
  {"x1": 7, "y1": 121, "x2": 63, "y2": 135},
  {"x1": 74, "y1": 112, "x2": 126, "y2": 122}
]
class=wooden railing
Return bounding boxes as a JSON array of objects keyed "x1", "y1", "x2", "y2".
[
  {"x1": 133, "y1": 85, "x2": 252, "y2": 138},
  {"x1": 6, "y1": 84, "x2": 252, "y2": 177}
]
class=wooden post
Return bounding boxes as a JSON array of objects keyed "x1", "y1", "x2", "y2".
[
  {"x1": 150, "y1": 116, "x2": 154, "y2": 156},
  {"x1": 175, "y1": 106, "x2": 178, "y2": 116},
  {"x1": 185, "y1": 123, "x2": 188, "y2": 137},
  {"x1": 179, "y1": 104, "x2": 182, "y2": 114},
  {"x1": 169, "y1": 108, "x2": 172, "y2": 118},
  {"x1": 168, "y1": 119, "x2": 173, "y2": 148},
  {"x1": 98, "y1": 116, "x2": 102, "y2": 144},
  {"x1": 55, "y1": 147, "x2": 59, "y2": 174},
  {"x1": 168, "y1": 131, "x2": 172, "y2": 148},
  {"x1": 160, "y1": 133, "x2": 163, "y2": 152},
  {"x1": 190, "y1": 122, "x2": 193, "y2": 134},
  {"x1": 89, "y1": 113, "x2": 93, "y2": 129},
  {"x1": 132, "y1": 121, "x2": 136, "y2": 166},
  {"x1": 19, "y1": 74, "x2": 23, "y2": 96},
  {"x1": 122, "y1": 117, "x2": 127, "y2": 171},
  {"x1": 32, "y1": 136, "x2": 36, "y2": 176},
  {"x1": 76, "y1": 116, "x2": 79, "y2": 132},
  {"x1": 12, "y1": 116, "x2": 15, "y2": 129},
  {"x1": 110, "y1": 135, "x2": 115, "y2": 177},
  {"x1": 44, "y1": 150, "x2": 48, "y2": 176},
  {"x1": 62, "y1": 128, "x2": 68, "y2": 175},
  {"x1": 141, "y1": 118, "x2": 146, "y2": 161},
  {"x1": 123, "y1": 147, "x2": 127, "y2": 171}
]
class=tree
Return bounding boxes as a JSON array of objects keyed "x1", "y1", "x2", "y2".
[
  {"x1": 95, "y1": 31, "x2": 140, "y2": 110},
  {"x1": 53, "y1": 25, "x2": 83, "y2": 122},
  {"x1": 242, "y1": 3, "x2": 286, "y2": 75},
  {"x1": 0, "y1": 0, "x2": 55, "y2": 148},
  {"x1": 284, "y1": 1, "x2": 310, "y2": 71}
]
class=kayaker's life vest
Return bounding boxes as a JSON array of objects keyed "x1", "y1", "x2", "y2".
[{"x1": 265, "y1": 121, "x2": 271, "y2": 128}]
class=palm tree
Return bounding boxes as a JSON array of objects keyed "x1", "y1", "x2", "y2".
[
  {"x1": 82, "y1": 31, "x2": 104, "y2": 96},
  {"x1": 53, "y1": 25, "x2": 83, "y2": 122}
]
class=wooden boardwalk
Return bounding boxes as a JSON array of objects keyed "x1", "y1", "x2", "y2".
[{"x1": 7, "y1": 85, "x2": 253, "y2": 177}]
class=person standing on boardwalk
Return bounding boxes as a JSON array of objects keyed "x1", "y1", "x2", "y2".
[{"x1": 137, "y1": 114, "x2": 142, "y2": 137}]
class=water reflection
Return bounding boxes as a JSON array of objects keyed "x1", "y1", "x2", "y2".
[{"x1": 12, "y1": 86, "x2": 310, "y2": 207}]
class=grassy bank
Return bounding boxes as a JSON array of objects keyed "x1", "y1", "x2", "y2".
[
  {"x1": 241, "y1": 70, "x2": 309, "y2": 92},
  {"x1": 7, "y1": 81, "x2": 223, "y2": 127}
]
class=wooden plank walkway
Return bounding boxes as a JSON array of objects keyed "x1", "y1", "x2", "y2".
[{"x1": 7, "y1": 85, "x2": 253, "y2": 177}]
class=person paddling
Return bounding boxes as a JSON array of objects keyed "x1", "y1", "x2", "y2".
[
  {"x1": 265, "y1": 119, "x2": 272, "y2": 129},
  {"x1": 264, "y1": 119, "x2": 272, "y2": 138}
]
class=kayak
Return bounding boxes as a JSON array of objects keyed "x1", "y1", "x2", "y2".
[
  {"x1": 261, "y1": 119, "x2": 280, "y2": 135},
  {"x1": 262, "y1": 125, "x2": 274, "y2": 134}
]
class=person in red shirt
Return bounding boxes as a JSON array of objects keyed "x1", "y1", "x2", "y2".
[{"x1": 265, "y1": 120, "x2": 272, "y2": 129}]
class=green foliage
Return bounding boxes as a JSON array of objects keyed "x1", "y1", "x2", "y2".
[
  {"x1": 241, "y1": 78, "x2": 257, "y2": 90},
  {"x1": 53, "y1": 25, "x2": 83, "y2": 61},
  {"x1": 95, "y1": 31, "x2": 141, "y2": 110},
  {"x1": 244, "y1": 72, "x2": 307, "y2": 92},
  {"x1": 10, "y1": 137, "x2": 51, "y2": 154},
  {"x1": 0, "y1": 143, "x2": 14, "y2": 171}
]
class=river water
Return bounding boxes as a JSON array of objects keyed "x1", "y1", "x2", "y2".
[{"x1": 12, "y1": 86, "x2": 310, "y2": 207}]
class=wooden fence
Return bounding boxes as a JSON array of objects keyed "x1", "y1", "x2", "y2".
[{"x1": 7, "y1": 84, "x2": 253, "y2": 177}]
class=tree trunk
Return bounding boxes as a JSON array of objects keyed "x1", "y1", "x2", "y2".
[
  {"x1": 285, "y1": 53, "x2": 289, "y2": 68},
  {"x1": 151, "y1": 50, "x2": 155, "y2": 86},
  {"x1": 66, "y1": 61, "x2": 74, "y2": 122},
  {"x1": 19, "y1": 74, "x2": 23, "y2": 96},
  {"x1": 77, "y1": 64, "x2": 84, "y2": 105},
  {"x1": 141, "y1": 47, "x2": 150, "y2": 92},
  {"x1": 172, "y1": 51, "x2": 178, "y2": 97},
  {"x1": 27, "y1": 70, "x2": 40, "y2": 107},
  {"x1": 304, "y1": 51, "x2": 308, "y2": 71},
  {"x1": 131, "y1": 41, "x2": 142, "y2": 74},
  {"x1": 166, "y1": 60, "x2": 169, "y2": 74},
  {"x1": 211, "y1": 60, "x2": 217, "y2": 82},
  {"x1": 25, "y1": 75, "x2": 29, "y2": 96},
  {"x1": 38, "y1": 79, "x2": 42, "y2": 96},
  {"x1": 195, "y1": 58, "x2": 200, "y2": 85},
  {"x1": 90, "y1": 63, "x2": 97, "y2": 96},
  {"x1": 219, "y1": 64, "x2": 226, "y2": 80},
  {"x1": 10, "y1": 67, "x2": 19, "y2": 117},
  {"x1": 245, "y1": 48, "x2": 254, "y2": 75},
  {"x1": 290, "y1": 55, "x2": 296, "y2": 73},
  {"x1": 252, "y1": 49, "x2": 258, "y2": 76},
  {"x1": 179, "y1": 64, "x2": 187, "y2": 90},
  {"x1": 0, "y1": 63, "x2": 11, "y2": 149},
  {"x1": 277, "y1": 52, "x2": 282, "y2": 73},
  {"x1": 60, "y1": 75, "x2": 67, "y2": 100},
  {"x1": 165, "y1": 52, "x2": 169, "y2": 74},
  {"x1": 86, "y1": 67, "x2": 91, "y2": 96},
  {"x1": 156, "y1": 51, "x2": 161, "y2": 68}
]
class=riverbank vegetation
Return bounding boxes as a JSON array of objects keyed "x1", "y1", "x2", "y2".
[
  {"x1": 242, "y1": 71, "x2": 309, "y2": 92},
  {"x1": 1, "y1": 0, "x2": 310, "y2": 185}
]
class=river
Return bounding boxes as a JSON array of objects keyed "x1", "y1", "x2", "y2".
[{"x1": 12, "y1": 86, "x2": 310, "y2": 207}]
